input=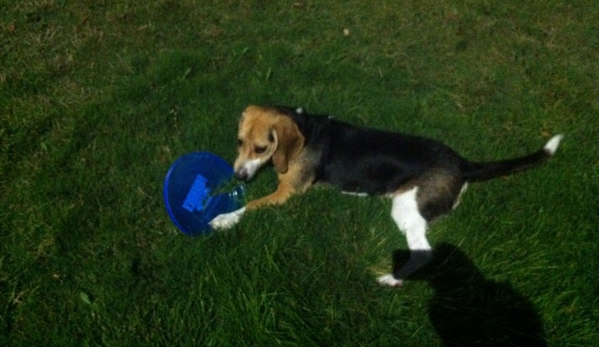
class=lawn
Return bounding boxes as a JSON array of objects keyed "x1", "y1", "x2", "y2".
[{"x1": 1, "y1": 0, "x2": 598, "y2": 346}]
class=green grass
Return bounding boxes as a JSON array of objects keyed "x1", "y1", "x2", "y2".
[{"x1": 1, "y1": 0, "x2": 598, "y2": 346}]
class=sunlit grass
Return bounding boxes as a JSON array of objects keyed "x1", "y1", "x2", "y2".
[{"x1": 1, "y1": 0, "x2": 597, "y2": 346}]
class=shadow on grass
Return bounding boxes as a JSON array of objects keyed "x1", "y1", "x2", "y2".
[{"x1": 395, "y1": 243, "x2": 547, "y2": 347}]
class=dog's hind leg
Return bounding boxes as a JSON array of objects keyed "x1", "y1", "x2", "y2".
[{"x1": 378, "y1": 187, "x2": 433, "y2": 287}]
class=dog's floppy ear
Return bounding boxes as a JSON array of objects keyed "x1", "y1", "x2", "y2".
[{"x1": 271, "y1": 116, "x2": 304, "y2": 174}]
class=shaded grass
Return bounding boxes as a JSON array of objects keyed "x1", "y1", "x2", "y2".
[{"x1": 1, "y1": 0, "x2": 598, "y2": 346}]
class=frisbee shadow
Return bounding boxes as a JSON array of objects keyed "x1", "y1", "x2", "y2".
[{"x1": 395, "y1": 244, "x2": 547, "y2": 347}]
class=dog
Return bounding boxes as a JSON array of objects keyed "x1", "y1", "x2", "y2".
[{"x1": 209, "y1": 105, "x2": 563, "y2": 286}]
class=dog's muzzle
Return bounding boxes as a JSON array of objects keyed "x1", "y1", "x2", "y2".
[
  {"x1": 233, "y1": 159, "x2": 261, "y2": 182},
  {"x1": 234, "y1": 169, "x2": 251, "y2": 182}
]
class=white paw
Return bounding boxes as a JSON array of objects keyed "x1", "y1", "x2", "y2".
[
  {"x1": 377, "y1": 274, "x2": 404, "y2": 287},
  {"x1": 209, "y1": 207, "x2": 246, "y2": 230}
]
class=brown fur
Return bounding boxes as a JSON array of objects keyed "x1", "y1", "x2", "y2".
[{"x1": 235, "y1": 106, "x2": 310, "y2": 210}]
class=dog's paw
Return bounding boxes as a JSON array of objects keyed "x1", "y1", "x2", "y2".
[
  {"x1": 377, "y1": 274, "x2": 404, "y2": 287},
  {"x1": 209, "y1": 207, "x2": 246, "y2": 230}
]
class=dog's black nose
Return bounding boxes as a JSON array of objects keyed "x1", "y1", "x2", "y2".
[{"x1": 235, "y1": 170, "x2": 249, "y2": 182}]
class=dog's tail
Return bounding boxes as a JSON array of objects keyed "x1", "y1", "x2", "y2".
[{"x1": 462, "y1": 134, "x2": 563, "y2": 182}]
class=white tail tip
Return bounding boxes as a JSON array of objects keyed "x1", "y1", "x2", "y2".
[{"x1": 543, "y1": 134, "x2": 564, "y2": 156}]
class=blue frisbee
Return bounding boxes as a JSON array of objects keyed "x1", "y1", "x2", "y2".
[{"x1": 163, "y1": 152, "x2": 244, "y2": 236}]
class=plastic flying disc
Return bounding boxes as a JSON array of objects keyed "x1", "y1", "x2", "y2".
[{"x1": 163, "y1": 152, "x2": 244, "y2": 236}]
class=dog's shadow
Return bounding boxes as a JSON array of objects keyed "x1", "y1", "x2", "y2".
[{"x1": 395, "y1": 244, "x2": 547, "y2": 347}]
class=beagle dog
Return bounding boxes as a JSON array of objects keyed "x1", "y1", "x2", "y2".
[{"x1": 210, "y1": 105, "x2": 563, "y2": 286}]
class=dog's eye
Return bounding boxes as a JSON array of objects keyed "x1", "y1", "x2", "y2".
[
  {"x1": 237, "y1": 139, "x2": 243, "y2": 147},
  {"x1": 254, "y1": 146, "x2": 267, "y2": 154}
]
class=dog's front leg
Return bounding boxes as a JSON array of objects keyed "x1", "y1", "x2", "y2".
[
  {"x1": 209, "y1": 206, "x2": 247, "y2": 230},
  {"x1": 209, "y1": 181, "x2": 295, "y2": 230}
]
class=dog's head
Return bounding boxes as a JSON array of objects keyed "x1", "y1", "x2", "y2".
[{"x1": 233, "y1": 105, "x2": 305, "y2": 181}]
